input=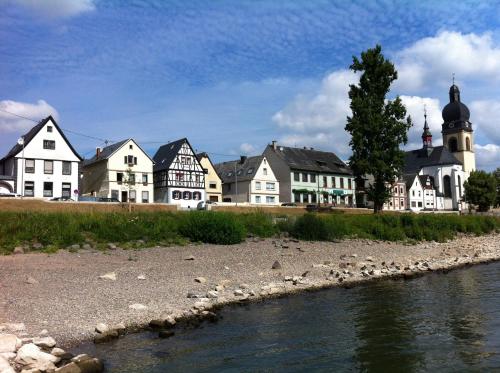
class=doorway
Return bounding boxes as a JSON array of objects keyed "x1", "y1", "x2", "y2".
[{"x1": 121, "y1": 191, "x2": 128, "y2": 202}]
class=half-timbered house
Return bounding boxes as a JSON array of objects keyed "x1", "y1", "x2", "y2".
[{"x1": 153, "y1": 138, "x2": 205, "y2": 208}]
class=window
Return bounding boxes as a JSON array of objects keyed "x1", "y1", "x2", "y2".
[
  {"x1": 311, "y1": 193, "x2": 317, "y2": 203},
  {"x1": 117, "y1": 172, "x2": 123, "y2": 184},
  {"x1": 237, "y1": 169, "x2": 243, "y2": 176},
  {"x1": 209, "y1": 182, "x2": 217, "y2": 189},
  {"x1": 340, "y1": 178, "x2": 344, "y2": 189},
  {"x1": 255, "y1": 181, "x2": 261, "y2": 190},
  {"x1": 62, "y1": 183, "x2": 71, "y2": 198},
  {"x1": 255, "y1": 196, "x2": 261, "y2": 203},
  {"x1": 129, "y1": 144, "x2": 133, "y2": 150},
  {"x1": 247, "y1": 168, "x2": 254, "y2": 174},
  {"x1": 412, "y1": 190, "x2": 415, "y2": 197},
  {"x1": 47, "y1": 126, "x2": 53, "y2": 132},
  {"x1": 466, "y1": 137, "x2": 471, "y2": 151},
  {"x1": 43, "y1": 182, "x2": 53, "y2": 197},
  {"x1": 294, "y1": 172, "x2": 300, "y2": 182},
  {"x1": 302, "y1": 173, "x2": 308, "y2": 182},
  {"x1": 332, "y1": 177, "x2": 336, "y2": 188},
  {"x1": 142, "y1": 191, "x2": 149, "y2": 203},
  {"x1": 25, "y1": 159, "x2": 35, "y2": 173},
  {"x1": 193, "y1": 191, "x2": 201, "y2": 200},
  {"x1": 43, "y1": 140, "x2": 55, "y2": 150},
  {"x1": 175, "y1": 172, "x2": 184, "y2": 181},
  {"x1": 310, "y1": 174, "x2": 316, "y2": 183},
  {"x1": 44, "y1": 160, "x2": 53, "y2": 174},
  {"x1": 227, "y1": 171, "x2": 233, "y2": 177},
  {"x1": 448, "y1": 137, "x2": 458, "y2": 152},
  {"x1": 266, "y1": 196, "x2": 275, "y2": 204},
  {"x1": 443, "y1": 175, "x2": 452, "y2": 198},
  {"x1": 348, "y1": 179, "x2": 352, "y2": 190},
  {"x1": 400, "y1": 198, "x2": 404, "y2": 206},
  {"x1": 142, "y1": 174, "x2": 148, "y2": 185},
  {"x1": 183, "y1": 191, "x2": 191, "y2": 200},
  {"x1": 266, "y1": 182, "x2": 275, "y2": 190},
  {"x1": 263, "y1": 168, "x2": 268, "y2": 175},
  {"x1": 24, "y1": 181, "x2": 34, "y2": 197},
  {"x1": 128, "y1": 173, "x2": 136, "y2": 184},
  {"x1": 418, "y1": 202, "x2": 422, "y2": 207},
  {"x1": 125, "y1": 155, "x2": 136, "y2": 165},
  {"x1": 294, "y1": 193, "x2": 300, "y2": 203},
  {"x1": 129, "y1": 190, "x2": 136, "y2": 203},
  {"x1": 173, "y1": 190, "x2": 181, "y2": 200},
  {"x1": 411, "y1": 201, "x2": 416, "y2": 207},
  {"x1": 458, "y1": 175, "x2": 462, "y2": 197},
  {"x1": 323, "y1": 176, "x2": 328, "y2": 187},
  {"x1": 111, "y1": 190, "x2": 119, "y2": 200},
  {"x1": 62, "y1": 161, "x2": 72, "y2": 175}
]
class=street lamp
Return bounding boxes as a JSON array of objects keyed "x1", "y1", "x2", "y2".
[{"x1": 17, "y1": 136, "x2": 24, "y2": 198}]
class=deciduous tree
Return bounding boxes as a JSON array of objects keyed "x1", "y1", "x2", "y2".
[{"x1": 464, "y1": 170, "x2": 497, "y2": 212}]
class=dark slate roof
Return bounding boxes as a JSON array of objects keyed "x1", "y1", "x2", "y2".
[
  {"x1": 0, "y1": 116, "x2": 82, "y2": 162},
  {"x1": 214, "y1": 155, "x2": 264, "y2": 183},
  {"x1": 265, "y1": 144, "x2": 352, "y2": 175},
  {"x1": 403, "y1": 146, "x2": 461, "y2": 174},
  {"x1": 418, "y1": 175, "x2": 435, "y2": 190},
  {"x1": 152, "y1": 138, "x2": 187, "y2": 172},
  {"x1": 82, "y1": 139, "x2": 128, "y2": 166},
  {"x1": 403, "y1": 173, "x2": 418, "y2": 190}
]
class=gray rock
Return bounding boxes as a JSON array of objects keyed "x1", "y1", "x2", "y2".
[
  {"x1": 93, "y1": 330, "x2": 119, "y2": 344},
  {"x1": 137, "y1": 274, "x2": 146, "y2": 280},
  {"x1": 94, "y1": 323, "x2": 109, "y2": 334},
  {"x1": 107, "y1": 243, "x2": 117, "y2": 250},
  {"x1": 128, "y1": 303, "x2": 147, "y2": 311},
  {"x1": 239, "y1": 283, "x2": 250, "y2": 289},
  {"x1": 82, "y1": 244, "x2": 92, "y2": 250},
  {"x1": 70, "y1": 244, "x2": 80, "y2": 250},
  {"x1": 32, "y1": 336, "x2": 56, "y2": 349},
  {"x1": 55, "y1": 362, "x2": 81, "y2": 373},
  {"x1": 271, "y1": 261, "x2": 282, "y2": 270},
  {"x1": 194, "y1": 277, "x2": 206, "y2": 284},
  {"x1": 50, "y1": 347, "x2": 66, "y2": 357},
  {"x1": 187, "y1": 292, "x2": 201, "y2": 299},
  {"x1": 1, "y1": 323, "x2": 25, "y2": 332},
  {"x1": 158, "y1": 330, "x2": 174, "y2": 339},
  {"x1": 184, "y1": 255, "x2": 195, "y2": 261},
  {"x1": 0, "y1": 334, "x2": 19, "y2": 353},
  {"x1": 163, "y1": 316, "x2": 176, "y2": 327},
  {"x1": 207, "y1": 290, "x2": 218, "y2": 299},
  {"x1": 71, "y1": 354, "x2": 104, "y2": 373},
  {"x1": 98, "y1": 272, "x2": 116, "y2": 281},
  {"x1": 233, "y1": 289, "x2": 244, "y2": 296},
  {"x1": 0, "y1": 356, "x2": 15, "y2": 373},
  {"x1": 13, "y1": 246, "x2": 24, "y2": 254},
  {"x1": 15, "y1": 343, "x2": 59, "y2": 366},
  {"x1": 25, "y1": 276, "x2": 38, "y2": 285}
]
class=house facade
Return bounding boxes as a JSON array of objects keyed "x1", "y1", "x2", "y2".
[
  {"x1": 405, "y1": 174, "x2": 441, "y2": 212},
  {"x1": 0, "y1": 116, "x2": 81, "y2": 199},
  {"x1": 263, "y1": 142, "x2": 355, "y2": 206},
  {"x1": 81, "y1": 139, "x2": 154, "y2": 203},
  {"x1": 383, "y1": 180, "x2": 407, "y2": 211},
  {"x1": 153, "y1": 138, "x2": 205, "y2": 208},
  {"x1": 196, "y1": 152, "x2": 223, "y2": 202},
  {"x1": 215, "y1": 155, "x2": 280, "y2": 205}
]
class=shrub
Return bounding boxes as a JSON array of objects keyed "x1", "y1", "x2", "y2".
[
  {"x1": 178, "y1": 211, "x2": 246, "y2": 245},
  {"x1": 292, "y1": 213, "x2": 330, "y2": 241},
  {"x1": 238, "y1": 212, "x2": 278, "y2": 237}
]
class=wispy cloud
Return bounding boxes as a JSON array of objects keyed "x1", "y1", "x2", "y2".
[
  {"x1": 5, "y1": 0, "x2": 95, "y2": 19},
  {"x1": 0, "y1": 99, "x2": 58, "y2": 134}
]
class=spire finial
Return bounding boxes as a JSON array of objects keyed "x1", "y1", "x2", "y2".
[{"x1": 452, "y1": 72, "x2": 455, "y2": 85}]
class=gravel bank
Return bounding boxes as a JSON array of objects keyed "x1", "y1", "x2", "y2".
[{"x1": 1, "y1": 233, "x2": 499, "y2": 351}]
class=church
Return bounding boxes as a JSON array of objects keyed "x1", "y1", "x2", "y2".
[{"x1": 402, "y1": 83, "x2": 476, "y2": 211}]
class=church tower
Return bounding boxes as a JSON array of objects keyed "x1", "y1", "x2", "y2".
[{"x1": 441, "y1": 82, "x2": 476, "y2": 173}]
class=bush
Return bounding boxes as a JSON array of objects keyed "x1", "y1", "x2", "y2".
[
  {"x1": 293, "y1": 213, "x2": 330, "y2": 241},
  {"x1": 178, "y1": 211, "x2": 246, "y2": 245},
  {"x1": 238, "y1": 212, "x2": 278, "y2": 237}
]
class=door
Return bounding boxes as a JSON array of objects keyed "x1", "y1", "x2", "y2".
[
  {"x1": 209, "y1": 195, "x2": 219, "y2": 202},
  {"x1": 121, "y1": 191, "x2": 128, "y2": 202}
]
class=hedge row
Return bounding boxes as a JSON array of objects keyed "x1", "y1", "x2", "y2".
[{"x1": 0, "y1": 211, "x2": 498, "y2": 254}]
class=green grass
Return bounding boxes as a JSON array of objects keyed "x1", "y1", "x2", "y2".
[{"x1": 0, "y1": 210, "x2": 499, "y2": 254}]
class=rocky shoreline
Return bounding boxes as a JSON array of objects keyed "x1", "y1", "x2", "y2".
[{"x1": 1, "y1": 233, "x2": 499, "y2": 372}]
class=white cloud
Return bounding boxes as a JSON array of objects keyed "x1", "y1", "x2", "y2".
[
  {"x1": 9, "y1": 0, "x2": 95, "y2": 18},
  {"x1": 0, "y1": 99, "x2": 59, "y2": 134},
  {"x1": 395, "y1": 31, "x2": 500, "y2": 93},
  {"x1": 475, "y1": 144, "x2": 500, "y2": 171},
  {"x1": 239, "y1": 142, "x2": 258, "y2": 155},
  {"x1": 469, "y1": 100, "x2": 500, "y2": 144}
]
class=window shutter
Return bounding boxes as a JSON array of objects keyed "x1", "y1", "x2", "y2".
[
  {"x1": 124, "y1": 156, "x2": 127, "y2": 164},
  {"x1": 134, "y1": 157, "x2": 137, "y2": 165}
]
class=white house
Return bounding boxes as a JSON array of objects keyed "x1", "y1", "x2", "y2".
[
  {"x1": 0, "y1": 116, "x2": 81, "y2": 199},
  {"x1": 405, "y1": 174, "x2": 441, "y2": 212},
  {"x1": 215, "y1": 155, "x2": 280, "y2": 205},
  {"x1": 153, "y1": 138, "x2": 206, "y2": 208},
  {"x1": 81, "y1": 139, "x2": 154, "y2": 203}
]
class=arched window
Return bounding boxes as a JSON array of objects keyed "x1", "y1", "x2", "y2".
[
  {"x1": 443, "y1": 175, "x2": 452, "y2": 198},
  {"x1": 458, "y1": 175, "x2": 462, "y2": 197},
  {"x1": 183, "y1": 191, "x2": 192, "y2": 200},
  {"x1": 172, "y1": 190, "x2": 181, "y2": 200},
  {"x1": 448, "y1": 137, "x2": 458, "y2": 152},
  {"x1": 465, "y1": 137, "x2": 471, "y2": 151}
]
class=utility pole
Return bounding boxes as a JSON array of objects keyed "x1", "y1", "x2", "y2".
[
  {"x1": 18, "y1": 136, "x2": 25, "y2": 198},
  {"x1": 235, "y1": 161, "x2": 238, "y2": 207}
]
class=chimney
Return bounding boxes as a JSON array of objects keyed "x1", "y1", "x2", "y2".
[
  {"x1": 271, "y1": 140, "x2": 277, "y2": 150},
  {"x1": 240, "y1": 155, "x2": 247, "y2": 164},
  {"x1": 96, "y1": 147, "x2": 102, "y2": 158}
]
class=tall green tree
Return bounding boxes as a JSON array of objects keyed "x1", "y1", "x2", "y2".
[
  {"x1": 464, "y1": 170, "x2": 497, "y2": 212},
  {"x1": 345, "y1": 45, "x2": 412, "y2": 213}
]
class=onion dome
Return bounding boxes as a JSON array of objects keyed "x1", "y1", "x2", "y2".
[{"x1": 442, "y1": 84, "x2": 471, "y2": 132}]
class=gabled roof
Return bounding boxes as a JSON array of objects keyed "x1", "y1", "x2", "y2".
[
  {"x1": 153, "y1": 138, "x2": 195, "y2": 172},
  {"x1": 214, "y1": 155, "x2": 264, "y2": 183},
  {"x1": 82, "y1": 139, "x2": 154, "y2": 167},
  {"x1": 403, "y1": 146, "x2": 461, "y2": 174},
  {"x1": 265, "y1": 144, "x2": 352, "y2": 175},
  {"x1": 403, "y1": 173, "x2": 419, "y2": 190},
  {"x1": 418, "y1": 175, "x2": 435, "y2": 190},
  {"x1": 0, "y1": 116, "x2": 82, "y2": 162}
]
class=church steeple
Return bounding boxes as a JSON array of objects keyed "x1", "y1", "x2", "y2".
[{"x1": 422, "y1": 106, "x2": 432, "y2": 148}]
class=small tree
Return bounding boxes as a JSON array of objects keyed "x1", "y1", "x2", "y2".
[
  {"x1": 494, "y1": 167, "x2": 500, "y2": 207},
  {"x1": 123, "y1": 167, "x2": 135, "y2": 213},
  {"x1": 345, "y1": 45, "x2": 412, "y2": 213},
  {"x1": 464, "y1": 170, "x2": 497, "y2": 212}
]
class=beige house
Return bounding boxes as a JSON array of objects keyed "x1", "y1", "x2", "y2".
[
  {"x1": 197, "y1": 152, "x2": 222, "y2": 202},
  {"x1": 81, "y1": 139, "x2": 154, "y2": 203}
]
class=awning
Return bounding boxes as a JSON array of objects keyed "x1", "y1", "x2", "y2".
[{"x1": 331, "y1": 189, "x2": 344, "y2": 196}]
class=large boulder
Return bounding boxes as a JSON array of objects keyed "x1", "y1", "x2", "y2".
[
  {"x1": 71, "y1": 354, "x2": 104, "y2": 373},
  {"x1": 32, "y1": 336, "x2": 56, "y2": 349},
  {"x1": 0, "y1": 355, "x2": 15, "y2": 373}
]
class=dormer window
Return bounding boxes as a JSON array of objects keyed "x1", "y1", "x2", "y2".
[
  {"x1": 47, "y1": 126, "x2": 53, "y2": 133},
  {"x1": 247, "y1": 168, "x2": 254, "y2": 174},
  {"x1": 43, "y1": 140, "x2": 55, "y2": 150}
]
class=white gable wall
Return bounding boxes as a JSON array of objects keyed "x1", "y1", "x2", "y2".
[{"x1": 249, "y1": 157, "x2": 280, "y2": 205}]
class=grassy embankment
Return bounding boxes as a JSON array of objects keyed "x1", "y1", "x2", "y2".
[{"x1": 0, "y1": 210, "x2": 499, "y2": 254}]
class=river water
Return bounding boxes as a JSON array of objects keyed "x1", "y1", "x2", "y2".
[{"x1": 81, "y1": 262, "x2": 500, "y2": 372}]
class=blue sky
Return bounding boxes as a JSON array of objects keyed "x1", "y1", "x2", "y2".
[{"x1": 1, "y1": 0, "x2": 499, "y2": 169}]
